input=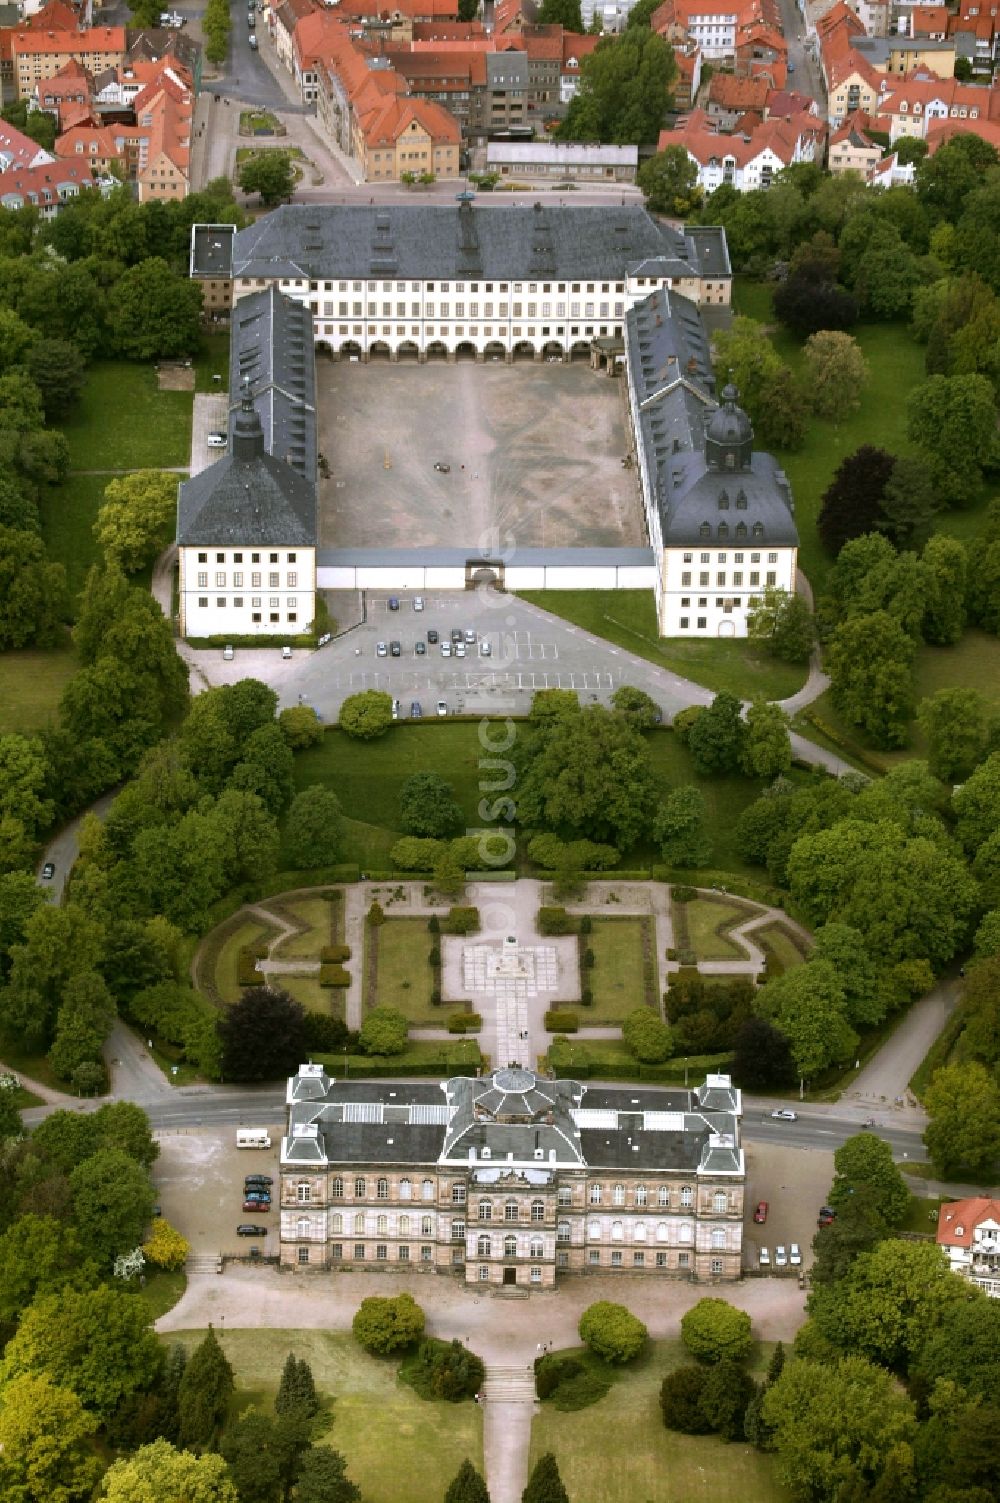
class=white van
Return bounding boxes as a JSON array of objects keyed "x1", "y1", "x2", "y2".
[{"x1": 236, "y1": 1128, "x2": 271, "y2": 1148}]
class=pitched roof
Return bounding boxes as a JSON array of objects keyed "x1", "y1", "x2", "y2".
[
  {"x1": 176, "y1": 411, "x2": 317, "y2": 548},
  {"x1": 12, "y1": 25, "x2": 126, "y2": 55},
  {"x1": 229, "y1": 284, "x2": 317, "y2": 482},
  {"x1": 658, "y1": 106, "x2": 824, "y2": 166},
  {"x1": 829, "y1": 107, "x2": 882, "y2": 147},
  {"x1": 361, "y1": 93, "x2": 460, "y2": 146},
  {"x1": 0, "y1": 119, "x2": 55, "y2": 171},
  {"x1": 54, "y1": 122, "x2": 124, "y2": 160},
  {"x1": 937, "y1": 1198, "x2": 1000, "y2": 1248},
  {"x1": 926, "y1": 116, "x2": 1000, "y2": 152},
  {"x1": 0, "y1": 157, "x2": 94, "y2": 205},
  {"x1": 708, "y1": 71, "x2": 771, "y2": 110},
  {"x1": 24, "y1": 0, "x2": 80, "y2": 29},
  {"x1": 911, "y1": 4, "x2": 950, "y2": 33}
]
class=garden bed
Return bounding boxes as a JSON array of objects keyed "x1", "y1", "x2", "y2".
[
  {"x1": 672, "y1": 895, "x2": 756, "y2": 963},
  {"x1": 588, "y1": 916, "x2": 657, "y2": 1022}
]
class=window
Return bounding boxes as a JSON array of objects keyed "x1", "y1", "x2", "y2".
[
  {"x1": 713, "y1": 1190, "x2": 728, "y2": 1212},
  {"x1": 197, "y1": 572, "x2": 208, "y2": 588},
  {"x1": 679, "y1": 1223, "x2": 693, "y2": 1245},
  {"x1": 332, "y1": 1243, "x2": 343, "y2": 1260},
  {"x1": 452, "y1": 1183, "x2": 466, "y2": 1203},
  {"x1": 589, "y1": 1249, "x2": 601, "y2": 1265},
  {"x1": 421, "y1": 1216, "x2": 432, "y2": 1236},
  {"x1": 477, "y1": 1234, "x2": 491, "y2": 1256},
  {"x1": 679, "y1": 618, "x2": 689, "y2": 630},
  {"x1": 678, "y1": 1251, "x2": 690, "y2": 1267},
  {"x1": 587, "y1": 1218, "x2": 600, "y2": 1240},
  {"x1": 613, "y1": 1184, "x2": 625, "y2": 1206},
  {"x1": 712, "y1": 1229, "x2": 726, "y2": 1249},
  {"x1": 421, "y1": 1245, "x2": 433, "y2": 1262},
  {"x1": 504, "y1": 1234, "x2": 517, "y2": 1257},
  {"x1": 331, "y1": 1177, "x2": 343, "y2": 1198},
  {"x1": 198, "y1": 553, "x2": 207, "y2": 563},
  {"x1": 331, "y1": 1213, "x2": 343, "y2": 1234},
  {"x1": 711, "y1": 1258, "x2": 724, "y2": 1274},
  {"x1": 398, "y1": 1245, "x2": 410, "y2": 1261},
  {"x1": 611, "y1": 1250, "x2": 623, "y2": 1267},
  {"x1": 557, "y1": 1251, "x2": 569, "y2": 1268},
  {"x1": 269, "y1": 573, "x2": 279, "y2": 588},
  {"x1": 376, "y1": 1215, "x2": 387, "y2": 1235},
  {"x1": 558, "y1": 1187, "x2": 572, "y2": 1206},
  {"x1": 353, "y1": 1214, "x2": 364, "y2": 1235},
  {"x1": 590, "y1": 1185, "x2": 602, "y2": 1205},
  {"x1": 354, "y1": 1244, "x2": 365, "y2": 1260},
  {"x1": 557, "y1": 1220, "x2": 570, "y2": 1244},
  {"x1": 376, "y1": 1244, "x2": 387, "y2": 1261},
  {"x1": 376, "y1": 1178, "x2": 388, "y2": 1200},
  {"x1": 478, "y1": 1264, "x2": 490, "y2": 1282},
  {"x1": 296, "y1": 1182, "x2": 311, "y2": 1204},
  {"x1": 399, "y1": 1178, "x2": 411, "y2": 1200},
  {"x1": 658, "y1": 1186, "x2": 669, "y2": 1207},
  {"x1": 634, "y1": 1222, "x2": 646, "y2": 1242},
  {"x1": 656, "y1": 1251, "x2": 667, "y2": 1267},
  {"x1": 611, "y1": 1220, "x2": 623, "y2": 1241},
  {"x1": 422, "y1": 1179, "x2": 434, "y2": 1201},
  {"x1": 681, "y1": 1186, "x2": 693, "y2": 1207},
  {"x1": 530, "y1": 1236, "x2": 543, "y2": 1258},
  {"x1": 287, "y1": 572, "x2": 297, "y2": 588},
  {"x1": 479, "y1": 1202, "x2": 493, "y2": 1221},
  {"x1": 298, "y1": 1246, "x2": 309, "y2": 1264},
  {"x1": 531, "y1": 1199, "x2": 545, "y2": 1222},
  {"x1": 697, "y1": 617, "x2": 706, "y2": 630},
  {"x1": 199, "y1": 598, "x2": 208, "y2": 609},
  {"x1": 633, "y1": 1251, "x2": 645, "y2": 1266},
  {"x1": 530, "y1": 1266, "x2": 542, "y2": 1284},
  {"x1": 657, "y1": 1222, "x2": 668, "y2": 1242},
  {"x1": 354, "y1": 1178, "x2": 366, "y2": 1198}
]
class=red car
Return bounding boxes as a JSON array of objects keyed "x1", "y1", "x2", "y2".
[
  {"x1": 242, "y1": 1199, "x2": 270, "y2": 1213},
  {"x1": 753, "y1": 1201, "x2": 768, "y2": 1224}
]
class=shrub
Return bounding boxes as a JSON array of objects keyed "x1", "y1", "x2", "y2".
[
  {"x1": 535, "y1": 1353, "x2": 583, "y2": 1400},
  {"x1": 581, "y1": 947, "x2": 595, "y2": 970},
  {"x1": 447, "y1": 1013, "x2": 482, "y2": 1033},
  {"x1": 402, "y1": 1338, "x2": 484, "y2": 1402},
  {"x1": 578, "y1": 1302, "x2": 647, "y2": 1364},
  {"x1": 579, "y1": 915, "x2": 592, "y2": 934},
  {"x1": 302, "y1": 1014, "x2": 352, "y2": 1051},
  {"x1": 681, "y1": 1298, "x2": 753, "y2": 1364},
  {"x1": 442, "y1": 906, "x2": 480, "y2": 935},
  {"x1": 550, "y1": 1367, "x2": 615, "y2": 1411},
  {"x1": 622, "y1": 1007, "x2": 673, "y2": 1064},
  {"x1": 672, "y1": 885, "x2": 697, "y2": 903},
  {"x1": 237, "y1": 946, "x2": 264, "y2": 987},
  {"x1": 538, "y1": 906, "x2": 575, "y2": 936},
  {"x1": 352, "y1": 1293, "x2": 425, "y2": 1355},
  {"x1": 428, "y1": 915, "x2": 440, "y2": 934},
  {"x1": 677, "y1": 949, "x2": 697, "y2": 967},
  {"x1": 659, "y1": 1365, "x2": 712, "y2": 1433},
  {"x1": 430, "y1": 988, "x2": 441, "y2": 1006},
  {"x1": 580, "y1": 987, "x2": 592, "y2": 1006},
  {"x1": 142, "y1": 1217, "x2": 189, "y2": 1271},
  {"x1": 367, "y1": 901, "x2": 385, "y2": 927},
  {"x1": 319, "y1": 964, "x2": 351, "y2": 987},
  {"x1": 428, "y1": 945, "x2": 441, "y2": 966},
  {"x1": 320, "y1": 944, "x2": 351, "y2": 962},
  {"x1": 358, "y1": 1006, "x2": 408, "y2": 1056},
  {"x1": 544, "y1": 1009, "x2": 579, "y2": 1032}
]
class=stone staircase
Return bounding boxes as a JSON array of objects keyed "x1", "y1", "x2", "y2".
[
  {"x1": 185, "y1": 1252, "x2": 223, "y2": 1275},
  {"x1": 481, "y1": 1363, "x2": 538, "y2": 1405}
]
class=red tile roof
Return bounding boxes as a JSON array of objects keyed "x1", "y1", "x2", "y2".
[
  {"x1": 708, "y1": 70, "x2": 770, "y2": 110},
  {"x1": 13, "y1": 25, "x2": 126, "y2": 57},
  {"x1": 937, "y1": 1198, "x2": 1000, "y2": 1248},
  {"x1": 0, "y1": 157, "x2": 94, "y2": 202}
]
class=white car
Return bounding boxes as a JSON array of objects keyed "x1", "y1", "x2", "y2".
[
  {"x1": 775, "y1": 1245, "x2": 788, "y2": 1267},
  {"x1": 455, "y1": 643, "x2": 466, "y2": 657},
  {"x1": 413, "y1": 596, "x2": 424, "y2": 611},
  {"x1": 480, "y1": 640, "x2": 492, "y2": 656},
  {"x1": 436, "y1": 700, "x2": 448, "y2": 717},
  {"x1": 391, "y1": 699, "x2": 400, "y2": 720},
  {"x1": 759, "y1": 1247, "x2": 770, "y2": 1267},
  {"x1": 789, "y1": 1243, "x2": 802, "y2": 1266},
  {"x1": 441, "y1": 642, "x2": 451, "y2": 657},
  {"x1": 376, "y1": 641, "x2": 388, "y2": 657},
  {"x1": 770, "y1": 1109, "x2": 798, "y2": 1121},
  {"x1": 207, "y1": 432, "x2": 228, "y2": 448}
]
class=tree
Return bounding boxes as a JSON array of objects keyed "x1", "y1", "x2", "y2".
[
  {"x1": 802, "y1": 331, "x2": 868, "y2": 420},
  {"x1": 754, "y1": 960, "x2": 857, "y2": 1080},
  {"x1": 731, "y1": 1016, "x2": 795, "y2": 1089},
  {"x1": 810, "y1": 1189, "x2": 888, "y2": 1288},
  {"x1": 284, "y1": 786, "x2": 344, "y2": 868},
  {"x1": 652, "y1": 786, "x2": 709, "y2": 866},
  {"x1": 0, "y1": 525, "x2": 66, "y2": 648},
  {"x1": 879, "y1": 456, "x2": 941, "y2": 550},
  {"x1": 352, "y1": 1293, "x2": 425, "y2": 1355},
  {"x1": 912, "y1": 1298, "x2": 1000, "y2": 1402},
  {"x1": 276, "y1": 1352, "x2": 319, "y2": 1418},
  {"x1": 811, "y1": 923, "x2": 880, "y2": 1028},
  {"x1": 828, "y1": 1133, "x2": 909, "y2": 1226},
  {"x1": 239, "y1": 150, "x2": 296, "y2": 206},
  {"x1": 106, "y1": 257, "x2": 203, "y2": 360},
  {"x1": 0, "y1": 1373, "x2": 102, "y2": 1503},
  {"x1": 924, "y1": 1062, "x2": 1000, "y2": 1177},
  {"x1": 747, "y1": 588, "x2": 815, "y2": 664},
  {"x1": 610, "y1": 684, "x2": 661, "y2": 728},
  {"x1": 622, "y1": 1006, "x2": 672, "y2": 1063},
  {"x1": 399, "y1": 772, "x2": 465, "y2": 838},
  {"x1": 521, "y1": 1453, "x2": 570, "y2": 1503},
  {"x1": 444, "y1": 1459, "x2": 491, "y2": 1503},
  {"x1": 278, "y1": 705, "x2": 324, "y2": 750},
  {"x1": 659, "y1": 1364, "x2": 712, "y2": 1433},
  {"x1": 218, "y1": 987, "x2": 307, "y2": 1083},
  {"x1": 699, "y1": 1358, "x2": 757, "y2": 1441},
  {"x1": 687, "y1": 691, "x2": 744, "y2": 775},
  {"x1": 762, "y1": 1356, "x2": 916, "y2": 1503},
  {"x1": 220, "y1": 1408, "x2": 286, "y2": 1503},
  {"x1": 517, "y1": 706, "x2": 656, "y2": 850},
  {"x1": 680, "y1": 1298, "x2": 752, "y2": 1364},
  {"x1": 102, "y1": 1441, "x2": 239, "y2": 1503},
  {"x1": 637, "y1": 145, "x2": 701, "y2": 216},
  {"x1": 358, "y1": 1006, "x2": 408, "y2": 1057},
  {"x1": 142, "y1": 1217, "x2": 190, "y2": 1271},
  {"x1": 817, "y1": 447, "x2": 898, "y2": 556},
  {"x1": 917, "y1": 131, "x2": 1000, "y2": 222},
  {"x1": 177, "y1": 1326, "x2": 234, "y2": 1449},
  {"x1": 25, "y1": 338, "x2": 86, "y2": 419},
  {"x1": 538, "y1": 0, "x2": 582, "y2": 26},
  {"x1": 808, "y1": 1239, "x2": 969, "y2": 1372},
  {"x1": 953, "y1": 751, "x2": 1000, "y2": 854},
  {"x1": 849, "y1": 221, "x2": 922, "y2": 320},
  {"x1": 741, "y1": 700, "x2": 791, "y2": 779},
  {"x1": 339, "y1": 690, "x2": 394, "y2": 740},
  {"x1": 773, "y1": 272, "x2": 859, "y2": 338},
  {"x1": 558, "y1": 28, "x2": 677, "y2": 145},
  {"x1": 0, "y1": 1286, "x2": 162, "y2": 1418},
  {"x1": 294, "y1": 1447, "x2": 362, "y2": 1503},
  {"x1": 229, "y1": 723, "x2": 295, "y2": 816},
  {"x1": 578, "y1": 1301, "x2": 647, "y2": 1364},
  {"x1": 917, "y1": 688, "x2": 991, "y2": 783},
  {"x1": 827, "y1": 611, "x2": 916, "y2": 749},
  {"x1": 94, "y1": 471, "x2": 178, "y2": 574},
  {"x1": 906, "y1": 373, "x2": 996, "y2": 507},
  {"x1": 68, "y1": 1148, "x2": 156, "y2": 1268},
  {"x1": 710, "y1": 318, "x2": 807, "y2": 449}
]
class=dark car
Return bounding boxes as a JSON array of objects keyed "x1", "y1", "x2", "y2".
[
  {"x1": 390, "y1": 640, "x2": 401, "y2": 656},
  {"x1": 41, "y1": 861, "x2": 55, "y2": 880},
  {"x1": 817, "y1": 1205, "x2": 836, "y2": 1227},
  {"x1": 244, "y1": 1191, "x2": 270, "y2": 1204},
  {"x1": 433, "y1": 461, "x2": 451, "y2": 473},
  {"x1": 245, "y1": 1174, "x2": 273, "y2": 1187},
  {"x1": 427, "y1": 629, "x2": 439, "y2": 644},
  {"x1": 410, "y1": 701, "x2": 422, "y2": 718},
  {"x1": 237, "y1": 1224, "x2": 268, "y2": 1237},
  {"x1": 242, "y1": 1199, "x2": 270, "y2": 1212},
  {"x1": 415, "y1": 641, "x2": 426, "y2": 655},
  {"x1": 388, "y1": 596, "x2": 399, "y2": 611},
  {"x1": 451, "y1": 627, "x2": 463, "y2": 643}
]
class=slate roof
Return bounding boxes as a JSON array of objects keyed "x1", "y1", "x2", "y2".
[
  {"x1": 176, "y1": 402, "x2": 317, "y2": 547},
  {"x1": 219, "y1": 202, "x2": 728, "y2": 284},
  {"x1": 229, "y1": 285, "x2": 317, "y2": 482},
  {"x1": 626, "y1": 286, "x2": 797, "y2": 551}
]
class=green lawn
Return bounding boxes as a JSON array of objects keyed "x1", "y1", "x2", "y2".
[
  {"x1": 899, "y1": 1192, "x2": 948, "y2": 1237},
  {"x1": 211, "y1": 918, "x2": 279, "y2": 1004},
  {"x1": 281, "y1": 975, "x2": 345, "y2": 1019},
  {"x1": 0, "y1": 1036, "x2": 70, "y2": 1094},
  {"x1": 529, "y1": 1339, "x2": 786, "y2": 1503},
  {"x1": 194, "y1": 331, "x2": 231, "y2": 393},
  {"x1": 643, "y1": 732, "x2": 778, "y2": 877},
  {"x1": 167, "y1": 1329, "x2": 483, "y2": 1503},
  {"x1": 517, "y1": 590, "x2": 808, "y2": 701},
  {"x1": 271, "y1": 896, "x2": 337, "y2": 958},
  {"x1": 59, "y1": 361, "x2": 193, "y2": 470},
  {"x1": 376, "y1": 917, "x2": 437, "y2": 1023},
  {"x1": 676, "y1": 897, "x2": 753, "y2": 961},
  {"x1": 588, "y1": 917, "x2": 649, "y2": 1023},
  {"x1": 38, "y1": 472, "x2": 110, "y2": 609},
  {"x1": 312, "y1": 1039, "x2": 482, "y2": 1076},
  {"x1": 0, "y1": 644, "x2": 77, "y2": 733},
  {"x1": 754, "y1": 922, "x2": 809, "y2": 972},
  {"x1": 141, "y1": 1270, "x2": 187, "y2": 1321}
]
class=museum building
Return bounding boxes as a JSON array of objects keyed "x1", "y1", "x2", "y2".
[{"x1": 279, "y1": 1064, "x2": 745, "y2": 1286}]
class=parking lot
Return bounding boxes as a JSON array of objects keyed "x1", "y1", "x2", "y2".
[
  {"x1": 741, "y1": 1142, "x2": 834, "y2": 1274},
  {"x1": 153, "y1": 1128, "x2": 282, "y2": 1261},
  {"x1": 316, "y1": 362, "x2": 642, "y2": 550}
]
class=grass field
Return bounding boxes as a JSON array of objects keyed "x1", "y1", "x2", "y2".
[
  {"x1": 677, "y1": 897, "x2": 752, "y2": 961},
  {"x1": 168, "y1": 1329, "x2": 483, "y2": 1503},
  {"x1": 589, "y1": 918, "x2": 648, "y2": 1023},
  {"x1": 141, "y1": 1270, "x2": 187, "y2": 1321},
  {"x1": 376, "y1": 918, "x2": 437, "y2": 1023},
  {"x1": 754, "y1": 922, "x2": 809, "y2": 972},
  {"x1": 517, "y1": 590, "x2": 808, "y2": 701},
  {"x1": 59, "y1": 361, "x2": 193, "y2": 470},
  {"x1": 195, "y1": 331, "x2": 231, "y2": 393},
  {"x1": 0, "y1": 644, "x2": 77, "y2": 733},
  {"x1": 38, "y1": 472, "x2": 110, "y2": 608},
  {"x1": 282, "y1": 975, "x2": 346, "y2": 1018},
  {"x1": 272, "y1": 897, "x2": 337, "y2": 958},
  {"x1": 529, "y1": 1339, "x2": 785, "y2": 1503}
]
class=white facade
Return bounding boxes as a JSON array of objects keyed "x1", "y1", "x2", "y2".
[
  {"x1": 660, "y1": 542, "x2": 797, "y2": 638},
  {"x1": 178, "y1": 543, "x2": 316, "y2": 638},
  {"x1": 681, "y1": 7, "x2": 739, "y2": 58},
  {"x1": 317, "y1": 561, "x2": 656, "y2": 591}
]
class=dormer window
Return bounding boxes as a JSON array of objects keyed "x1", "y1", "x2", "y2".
[
  {"x1": 699, "y1": 522, "x2": 711, "y2": 538},
  {"x1": 718, "y1": 522, "x2": 729, "y2": 539},
  {"x1": 752, "y1": 521, "x2": 764, "y2": 538},
  {"x1": 736, "y1": 489, "x2": 747, "y2": 509},
  {"x1": 736, "y1": 521, "x2": 748, "y2": 539},
  {"x1": 718, "y1": 489, "x2": 730, "y2": 509}
]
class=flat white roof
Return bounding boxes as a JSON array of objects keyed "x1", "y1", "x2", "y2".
[{"x1": 486, "y1": 142, "x2": 639, "y2": 166}]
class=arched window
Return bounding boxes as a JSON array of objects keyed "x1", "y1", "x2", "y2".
[
  {"x1": 331, "y1": 1177, "x2": 344, "y2": 1199},
  {"x1": 589, "y1": 1185, "x2": 602, "y2": 1205},
  {"x1": 718, "y1": 489, "x2": 729, "y2": 510},
  {"x1": 421, "y1": 1216, "x2": 432, "y2": 1236},
  {"x1": 712, "y1": 1229, "x2": 726, "y2": 1249},
  {"x1": 699, "y1": 521, "x2": 711, "y2": 538},
  {"x1": 634, "y1": 1221, "x2": 646, "y2": 1242},
  {"x1": 504, "y1": 1234, "x2": 517, "y2": 1258},
  {"x1": 354, "y1": 1177, "x2": 366, "y2": 1198},
  {"x1": 479, "y1": 1202, "x2": 493, "y2": 1222},
  {"x1": 376, "y1": 1214, "x2": 387, "y2": 1235},
  {"x1": 399, "y1": 1178, "x2": 411, "y2": 1200},
  {"x1": 477, "y1": 1235, "x2": 491, "y2": 1257},
  {"x1": 657, "y1": 1186, "x2": 669, "y2": 1207},
  {"x1": 718, "y1": 522, "x2": 729, "y2": 539},
  {"x1": 612, "y1": 1183, "x2": 625, "y2": 1206},
  {"x1": 399, "y1": 1215, "x2": 410, "y2": 1235},
  {"x1": 680, "y1": 1186, "x2": 693, "y2": 1208},
  {"x1": 679, "y1": 1222, "x2": 693, "y2": 1244},
  {"x1": 296, "y1": 1182, "x2": 311, "y2": 1204},
  {"x1": 713, "y1": 1190, "x2": 728, "y2": 1213},
  {"x1": 611, "y1": 1220, "x2": 623, "y2": 1241},
  {"x1": 752, "y1": 521, "x2": 764, "y2": 538},
  {"x1": 530, "y1": 1236, "x2": 544, "y2": 1258},
  {"x1": 656, "y1": 1222, "x2": 668, "y2": 1243},
  {"x1": 557, "y1": 1220, "x2": 571, "y2": 1244},
  {"x1": 376, "y1": 1178, "x2": 389, "y2": 1201},
  {"x1": 421, "y1": 1179, "x2": 434, "y2": 1201},
  {"x1": 531, "y1": 1199, "x2": 545, "y2": 1222},
  {"x1": 736, "y1": 488, "x2": 747, "y2": 510},
  {"x1": 505, "y1": 1199, "x2": 519, "y2": 1223},
  {"x1": 331, "y1": 1213, "x2": 343, "y2": 1233},
  {"x1": 635, "y1": 1185, "x2": 647, "y2": 1207},
  {"x1": 297, "y1": 1216, "x2": 311, "y2": 1238},
  {"x1": 735, "y1": 520, "x2": 748, "y2": 539},
  {"x1": 353, "y1": 1213, "x2": 365, "y2": 1234},
  {"x1": 588, "y1": 1218, "x2": 600, "y2": 1240}
]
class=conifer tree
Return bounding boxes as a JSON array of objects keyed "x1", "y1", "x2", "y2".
[
  {"x1": 522, "y1": 1453, "x2": 570, "y2": 1503},
  {"x1": 177, "y1": 1325, "x2": 234, "y2": 1449},
  {"x1": 445, "y1": 1458, "x2": 491, "y2": 1503}
]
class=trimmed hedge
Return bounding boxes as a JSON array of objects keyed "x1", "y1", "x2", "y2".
[
  {"x1": 321, "y1": 944, "x2": 352, "y2": 962},
  {"x1": 309, "y1": 1045, "x2": 482, "y2": 1077},
  {"x1": 538, "y1": 906, "x2": 577, "y2": 936},
  {"x1": 544, "y1": 1009, "x2": 580, "y2": 1033},
  {"x1": 441, "y1": 906, "x2": 480, "y2": 935},
  {"x1": 237, "y1": 943, "x2": 267, "y2": 988},
  {"x1": 319, "y1": 964, "x2": 351, "y2": 987},
  {"x1": 548, "y1": 1041, "x2": 731, "y2": 1082},
  {"x1": 447, "y1": 1013, "x2": 483, "y2": 1033}
]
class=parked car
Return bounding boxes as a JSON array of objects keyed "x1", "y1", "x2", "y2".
[
  {"x1": 437, "y1": 700, "x2": 448, "y2": 717},
  {"x1": 789, "y1": 1243, "x2": 802, "y2": 1266},
  {"x1": 245, "y1": 1174, "x2": 273, "y2": 1187},
  {"x1": 753, "y1": 1201, "x2": 768, "y2": 1224},
  {"x1": 242, "y1": 1199, "x2": 269, "y2": 1212},
  {"x1": 759, "y1": 1247, "x2": 770, "y2": 1267},
  {"x1": 817, "y1": 1205, "x2": 836, "y2": 1227},
  {"x1": 388, "y1": 596, "x2": 399, "y2": 611},
  {"x1": 376, "y1": 641, "x2": 388, "y2": 657},
  {"x1": 391, "y1": 699, "x2": 400, "y2": 720},
  {"x1": 450, "y1": 628, "x2": 462, "y2": 643},
  {"x1": 480, "y1": 640, "x2": 492, "y2": 656},
  {"x1": 222, "y1": 644, "x2": 234, "y2": 660},
  {"x1": 427, "y1": 629, "x2": 439, "y2": 644},
  {"x1": 390, "y1": 640, "x2": 401, "y2": 656},
  {"x1": 41, "y1": 862, "x2": 55, "y2": 880},
  {"x1": 464, "y1": 628, "x2": 476, "y2": 643},
  {"x1": 281, "y1": 645, "x2": 292, "y2": 659},
  {"x1": 237, "y1": 1224, "x2": 267, "y2": 1237},
  {"x1": 248, "y1": 33, "x2": 257, "y2": 47},
  {"x1": 410, "y1": 701, "x2": 422, "y2": 718},
  {"x1": 441, "y1": 642, "x2": 452, "y2": 657},
  {"x1": 243, "y1": 1191, "x2": 270, "y2": 1203},
  {"x1": 770, "y1": 1109, "x2": 798, "y2": 1121},
  {"x1": 207, "y1": 432, "x2": 227, "y2": 448},
  {"x1": 413, "y1": 596, "x2": 424, "y2": 611},
  {"x1": 415, "y1": 641, "x2": 426, "y2": 655},
  {"x1": 433, "y1": 462, "x2": 450, "y2": 473},
  {"x1": 775, "y1": 1245, "x2": 788, "y2": 1267},
  {"x1": 455, "y1": 643, "x2": 466, "y2": 657}
]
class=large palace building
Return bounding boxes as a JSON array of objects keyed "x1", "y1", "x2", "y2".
[{"x1": 280, "y1": 1064, "x2": 745, "y2": 1287}]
